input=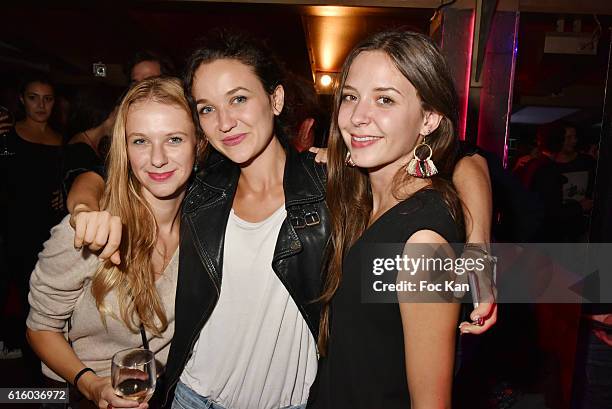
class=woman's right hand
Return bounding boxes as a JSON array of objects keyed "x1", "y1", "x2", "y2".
[
  {"x1": 71, "y1": 204, "x2": 122, "y2": 265},
  {"x1": 81, "y1": 374, "x2": 147, "y2": 409},
  {"x1": 308, "y1": 147, "x2": 328, "y2": 164}
]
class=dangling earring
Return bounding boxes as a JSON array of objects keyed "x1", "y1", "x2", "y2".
[
  {"x1": 345, "y1": 151, "x2": 356, "y2": 167},
  {"x1": 193, "y1": 154, "x2": 200, "y2": 174},
  {"x1": 406, "y1": 135, "x2": 438, "y2": 178}
]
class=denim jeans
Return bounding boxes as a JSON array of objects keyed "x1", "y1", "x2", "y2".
[{"x1": 171, "y1": 381, "x2": 307, "y2": 409}]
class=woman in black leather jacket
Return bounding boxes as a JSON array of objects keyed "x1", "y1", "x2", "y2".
[{"x1": 162, "y1": 32, "x2": 328, "y2": 409}]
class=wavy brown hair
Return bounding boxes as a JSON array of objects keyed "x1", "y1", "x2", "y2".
[
  {"x1": 91, "y1": 77, "x2": 201, "y2": 336},
  {"x1": 318, "y1": 30, "x2": 464, "y2": 354}
]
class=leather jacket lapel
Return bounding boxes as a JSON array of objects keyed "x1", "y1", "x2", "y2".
[{"x1": 182, "y1": 153, "x2": 240, "y2": 289}]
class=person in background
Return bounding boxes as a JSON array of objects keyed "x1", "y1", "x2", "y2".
[
  {"x1": 282, "y1": 72, "x2": 328, "y2": 152},
  {"x1": 552, "y1": 122, "x2": 595, "y2": 241},
  {"x1": 0, "y1": 75, "x2": 65, "y2": 367},
  {"x1": 514, "y1": 123, "x2": 566, "y2": 242},
  {"x1": 126, "y1": 50, "x2": 176, "y2": 85},
  {"x1": 27, "y1": 77, "x2": 202, "y2": 409},
  {"x1": 64, "y1": 50, "x2": 177, "y2": 216},
  {"x1": 64, "y1": 84, "x2": 120, "y2": 194}
]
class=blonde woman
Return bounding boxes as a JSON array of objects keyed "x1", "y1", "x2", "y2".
[{"x1": 26, "y1": 77, "x2": 201, "y2": 409}]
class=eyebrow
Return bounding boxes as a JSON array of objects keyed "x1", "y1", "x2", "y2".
[
  {"x1": 342, "y1": 84, "x2": 402, "y2": 96},
  {"x1": 27, "y1": 92, "x2": 54, "y2": 97},
  {"x1": 127, "y1": 131, "x2": 190, "y2": 138},
  {"x1": 195, "y1": 86, "x2": 251, "y2": 105},
  {"x1": 374, "y1": 86, "x2": 402, "y2": 95}
]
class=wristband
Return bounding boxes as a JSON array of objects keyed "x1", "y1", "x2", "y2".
[{"x1": 73, "y1": 367, "x2": 95, "y2": 387}]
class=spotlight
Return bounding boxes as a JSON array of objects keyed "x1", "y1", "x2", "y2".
[{"x1": 314, "y1": 71, "x2": 338, "y2": 94}]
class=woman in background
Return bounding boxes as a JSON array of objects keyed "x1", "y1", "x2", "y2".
[
  {"x1": 64, "y1": 84, "x2": 119, "y2": 198},
  {"x1": 0, "y1": 75, "x2": 64, "y2": 367}
]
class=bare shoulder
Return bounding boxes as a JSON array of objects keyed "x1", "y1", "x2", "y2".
[{"x1": 407, "y1": 229, "x2": 447, "y2": 244}]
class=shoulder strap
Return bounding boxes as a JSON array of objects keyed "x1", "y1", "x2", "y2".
[{"x1": 140, "y1": 324, "x2": 149, "y2": 349}]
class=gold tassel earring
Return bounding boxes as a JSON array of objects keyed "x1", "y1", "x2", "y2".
[
  {"x1": 406, "y1": 136, "x2": 438, "y2": 178},
  {"x1": 345, "y1": 151, "x2": 356, "y2": 167}
]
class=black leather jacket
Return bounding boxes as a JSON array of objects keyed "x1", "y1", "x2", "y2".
[{"x1": 161, "y1": 147, "x2": 330, "y2": 405}]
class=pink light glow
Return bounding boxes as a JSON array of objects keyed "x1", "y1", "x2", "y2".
[
  {"x1": 460, "y1": 10, "x2": 476, "y2": 141},
  {"x1": 502, "y1": 13, "x2": 520, "y2": 169}
]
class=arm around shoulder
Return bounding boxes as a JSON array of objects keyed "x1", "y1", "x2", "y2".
[
  {"x1": 27, "y1": 217, "x2": 98, "y2": 332},
  {"x1": 453, "y1": 154, "x2": 492, "y2": 244},
  {"x1": 67, "y1": 171, "x2": 104, "y2": 215}
]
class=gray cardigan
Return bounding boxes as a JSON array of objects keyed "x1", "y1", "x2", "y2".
[{"x1": 27, "y1": 216, "x2": 177, "y2": 381}]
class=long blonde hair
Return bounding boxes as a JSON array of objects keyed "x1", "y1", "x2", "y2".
[{"x1": 91, "y1": 77, "x2": 199, "y2": 336}]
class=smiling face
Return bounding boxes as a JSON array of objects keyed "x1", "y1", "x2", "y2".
[
  {"x1": 21, "y1": 82, "x2": 55, "y2": 123},
  {"x1": 126, "y1": 100, "x2": 196, "y2": 203},
  {"x1": 338, "y1": 51, "x2": 440, "y2": 171},
  {"x1": 192, "y1": 58, "x2": 284, "y2": 165}
]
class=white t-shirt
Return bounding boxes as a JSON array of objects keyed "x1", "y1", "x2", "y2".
[{"x1": 180, "y1": 205, "x2": 318, "y2": 409}]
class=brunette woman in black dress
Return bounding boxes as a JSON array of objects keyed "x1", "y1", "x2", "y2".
[{"x1": 310, "y1": 30, "x2": 467, "y2": 409}]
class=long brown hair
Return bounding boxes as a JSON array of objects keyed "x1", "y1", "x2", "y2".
[
  {"x1": 91, "y1": 77, "x2": 200, "y2": 336},
  {"x1": 318, "y1": 30, "x2": 464, "y2": 353}
]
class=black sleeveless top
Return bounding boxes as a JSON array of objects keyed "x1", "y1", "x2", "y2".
[
  {"x1": 309, "y1": 189, "x2": 462, "y2": 409},
  {"x1": 1, "y1": 130, "x2": 66, "y2": 267}
]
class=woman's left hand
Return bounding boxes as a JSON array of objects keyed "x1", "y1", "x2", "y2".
[
  {"x1": 456, "y1": 244, "x2": 497, "y2": 335},
  {"x1": 459, "y1": 303, "x2": 497, "y2": 335},
  {"x1": 81, "y1": 374, "x2": 148, "y2": 409}
]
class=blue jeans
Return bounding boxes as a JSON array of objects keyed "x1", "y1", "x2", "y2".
[{"x1": 172, "y1": 381, "x2": 307, "y2": 409}]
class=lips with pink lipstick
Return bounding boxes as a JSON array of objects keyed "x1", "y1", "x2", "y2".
[
  {"x1": 351, "y1": 134, "x2": 383, "y2": 148},
  {"x1": 148, "y1": 171, "x2": 175, "y2": 181},
  {"x1": 222, "y1": 133, "x2": 247, "y2": 146}
]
